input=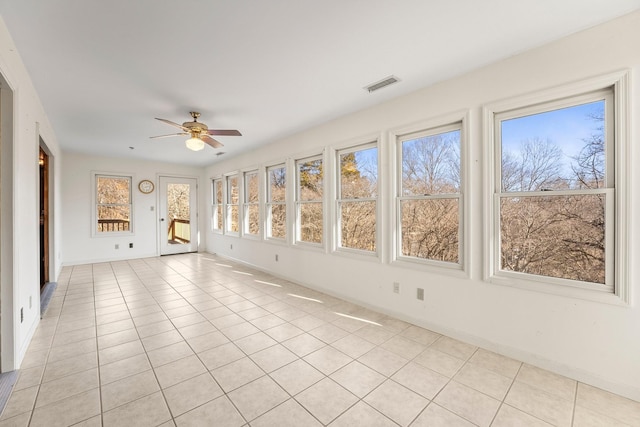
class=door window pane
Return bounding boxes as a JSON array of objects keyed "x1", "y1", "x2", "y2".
[{"x1": 167, "y1": 183, "x2": 191, "y2": 244}]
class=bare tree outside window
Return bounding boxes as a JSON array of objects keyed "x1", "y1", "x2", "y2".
[
  {"x1": 297, "y1": 157, "x2": 323, "y2": 244},
  {"x1": 338, "y1": 145, "x2": 377, "y2": 252},
  {"x1": 244, "y1": 171, "x2": 259, "y2": 235},
  {"x1": 96, "y1": 175, "x2": 131, "y2": 232},
  {"x1": 212, "y1": 179, "x2": 223, "y2": 231},
  {"x1": 498, "y1": 97, "x2": 609, "y2": 285},
  {"x1": 267, "y1": 166, "x2": 286, "y2": 239},
  {"x1": 226, "y1": 175, "x2": 239, "y2": 233},
  {"x1": 399, "y1": 126, "x2": 461, "y2": 264},
  {"x1": 167, "y1": 184, "x2": 190, "y2": 220}
]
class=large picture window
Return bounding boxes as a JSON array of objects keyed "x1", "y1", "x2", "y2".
[
  {"x1": 243, "y1": 170, "x2": 259, "y2": 236},
  {"x1": 494, "y1": 89, "x2": 614, "y2": 289},
  {"x1": 225, "y1": 174, "x2": 239, "y2": 234},
  {"x1": 95, "y1": 174, "x2": 132, "y2": 234},
  {"x1": 212, "y1": 178, "x2": 223, "y2": 232},
  {"x1": 295, "y1": 156, "x2": 323, "y2": 245},
  {"x1": 337, "y1": 143, "x2": 377, "y2": 252},
  {"x1": 266, "y1": 165, "x2": 286, "y2": 240},
  {"x1": 397, "y1": 123, "x2": 462, "y2": 265}
]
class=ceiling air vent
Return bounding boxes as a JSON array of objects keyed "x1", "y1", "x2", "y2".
[{"x1": 364, "y1": 75, "x2": 400, "y2": 93}]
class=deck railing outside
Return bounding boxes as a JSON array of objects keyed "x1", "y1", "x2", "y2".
[
  {"x1": 169, "y1": 218, "x2": 190, "y2": 243},
  {"x1": 98, "y1": 218, "x2": 190, "y2": 243},
  {"x1": 98, "y1": 219, "x2": 130, "y2": 232}
]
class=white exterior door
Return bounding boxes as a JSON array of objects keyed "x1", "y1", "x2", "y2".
[{"x1": 159, "y1": 176, "x2": 198, "y2": 255}]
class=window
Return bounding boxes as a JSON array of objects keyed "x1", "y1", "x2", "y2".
[
  {"x1": 296, "y1": 156, "x2": 323, "y2": 244},
  {"x1": 243, "y1": 170, "x2": 259, "y2": 236},
  {"x1": 212, "y1": 178, "x2": 223, "y2": 232},
  {"x1": 494, "y1": 89, "x2": 614, "y2": 289},
  {"x1": 95, "y1": 174, "x2": 132, "y2": 234},
  {"x1": 485, "y1": 72, "x2": 631, "y2": 304},
  {"x1": 266, "y1": 165, "x2": 286, "y2": 239},
  {"x1": 337, "y1": 143, "x2": 377, "y2": 252},
  {"x1": 225, "y1": 174, "x2": 239, "y2": 234},
  {"x1": 397, "y1": 123, "x2": 462, "y2": 265}
]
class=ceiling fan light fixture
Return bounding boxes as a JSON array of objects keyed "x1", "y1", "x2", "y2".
[
  {"x1": 185, "y1": 136, "x2": 205, "y2": 151},
  {"x1": 152, "y1": 112, "x2": 241, "y2": 150}
]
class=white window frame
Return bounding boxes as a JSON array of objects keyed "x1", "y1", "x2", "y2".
[
  {"x1": 394, "y1": 120, "x2": 466, "y2": 272},
  {"x1": 295, "y1": 154, "x2": 324, "y2": 247},
  {"x1": 211, "y1": 178, "x2": 223, "y2": 233},
  {"x1": 92, "y1": 172, "x2": 133, "y2": 237},
  {"x1": 266, "y1": 164, "x2": 287, "y2": 241},
  {"x1": 336, "y1": 141, "x2": 378, "y2": 256},
  {"x1": 483, "y1": 70, "x2": 630, "y2": 305},
  {"x1": 243, "y1": 170, "x2": 260, "y2": 238},
  {"x1": 225, "y1": 173, "x2": 240, "y2": 235}
]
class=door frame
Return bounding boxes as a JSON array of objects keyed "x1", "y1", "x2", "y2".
[
  {"x1": 0, "y1": 71, "x2": 16, "y2": 372},
  {"x1": 157, "y1": 175, "x2": 199, "y2": 255}
]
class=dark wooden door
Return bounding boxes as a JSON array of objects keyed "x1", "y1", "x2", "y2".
[{"x1": 39, "y1": 147, "x2": 49, "y2": 288}]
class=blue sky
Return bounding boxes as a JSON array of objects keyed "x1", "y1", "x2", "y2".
[
  {"x1": 346, "y1": 100, "x2": 604, "y2": 183},
  {"x1": 501, "y1": 100, "x2": 605, "y2": 169},
  {"x1": 348, "y1": 147, "x2": 378, "y2": 180}
]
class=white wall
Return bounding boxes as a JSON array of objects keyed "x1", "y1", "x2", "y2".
[
  {"x1": 0, "y1": 16, "x2": 63, "y2": 370},
  {"x1": 61, "y1": 152, "x2": 206, "y2": 265},
  {"x1": 205, "y1": 11, "x2": 640, "y2": 400}
]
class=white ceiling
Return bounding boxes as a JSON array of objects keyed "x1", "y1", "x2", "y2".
[{"x1": 1, "y1": 0, "x2": 639, "y2": 167}]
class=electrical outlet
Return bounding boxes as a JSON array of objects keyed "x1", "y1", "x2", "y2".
[
  {"x1": 393, "y1": 282, "x2": 400, "y2": 294},
  {"x1": 129, "y1": 243, "x2": 133, "y2": 248},
  {"x1": 115, "y1": 244, "x2": 119, "y2": 249},
  {"x1": 417, "y1": 288, "x2": 425, "y2": 301},
  {"x1": 29, "y1": 296, "x2": 32, "y2": 309},
  {"x1": 20, "y1": 307, "x2": 24, "y2": 323},
  {"x1": 275, "y1": 254, "x2": 279, "y2": 262},
  {"x1": 230, "y1": 244, "x2": 233, "y2": 250}
]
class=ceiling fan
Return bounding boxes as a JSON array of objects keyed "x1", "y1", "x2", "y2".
[{"x1": 150, "y1": 111, "x2": 242, "y2": 151}]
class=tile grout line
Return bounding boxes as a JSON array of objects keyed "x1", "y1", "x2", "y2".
[
  {"x1": 488, "y1": 358, "x2": 522, "y2": 426},
  {"x1": 94, "y1": 263, "x2": 105, "y2": 427},
  {"x1": 570, "y1": 380, "x2": 579, "y2": 426}
]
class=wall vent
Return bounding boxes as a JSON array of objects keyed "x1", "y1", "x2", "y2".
[{"x1": 365, "y1": 75, "x2": 400, "y2": 93}]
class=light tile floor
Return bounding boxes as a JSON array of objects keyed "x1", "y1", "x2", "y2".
[{"x1": 1, "y1": 253, "x2": 639, "y2": 426}]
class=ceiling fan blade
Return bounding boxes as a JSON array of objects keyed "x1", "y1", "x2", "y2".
[
  {"x1": 149, "y1": 132, "x2": 188, "y2": 139},
  {"x1": 202, "y1": 135, "x2": 224, "y2": 148},
  {"x1": 207, "y1": 129, "x2": 242, "y2": 136},
  {"x1": 155, "y1": 118, "x2": 189, "y2": 131}
]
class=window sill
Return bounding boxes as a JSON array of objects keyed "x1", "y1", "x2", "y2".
[
  {"x1": 487, "y1": 272, "x2": 628, "y2": 306},
  {"x1": 333, "y1": 247, "x2": 382, "y2": 264},
  {"x1": 265, "y1": 237, "x2": 288, "y2": 247},
  {"x1": 391, "y1": 256, "x2": 468, "y2": 280},
  {"x1": 293, "y1": 241, "x2": 326, "y2": 254},
  {"x1": 241, "y1": 233, "x2": 261, "y2": 240}
]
